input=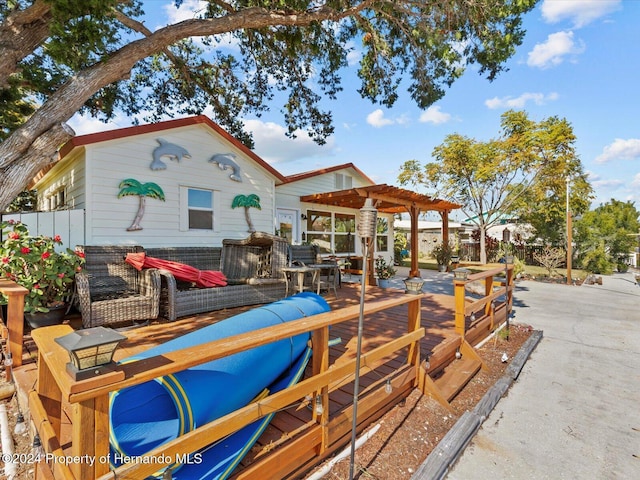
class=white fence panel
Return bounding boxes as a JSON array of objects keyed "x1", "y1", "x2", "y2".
[{"x1": 1, "y1": 210, "x2": 85, "y2": 252}]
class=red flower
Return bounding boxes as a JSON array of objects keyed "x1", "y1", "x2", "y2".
[
  {"x1": 54, "y1": 235, "x2": 62, "y2": 242},
  {"x1": 57, "y1": 273, "x2": 65, "y2": 278},
  {"x1": 21, "y1": 247, "x2": 31, "y2": 254},
  {"x1": 41, "y1": 251, "x2": 51, "y2": 260},
  {"x1": 8, "y1": 232, "x2": 19, "y2": 240},
  {"x1": 1, "y1": 257, "x2": 8, "y2": 264},
  {"x1": 76, "y1": 251, "x2": 85, "y2": 258}
]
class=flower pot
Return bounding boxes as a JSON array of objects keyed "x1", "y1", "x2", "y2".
[
  {"x1": 378, "y1": 279, "x2": 391, "y2": 288},
  {"x1": 24, "y1": 304, "x2": 67, "y2": 329},
  {"x1": 438, "y1": 264, "x2": 448, "y2": 273}
]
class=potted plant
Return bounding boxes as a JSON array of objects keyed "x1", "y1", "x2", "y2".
[
  {"x1": 1, "y1": 220, "x2": 85, "y2": 328},
  {"x1": 375, "y1": 255, "x2": 397, "y2": 288},
  {"x1": 432, "y1": 242, "x2": 452, "y2": 272}
]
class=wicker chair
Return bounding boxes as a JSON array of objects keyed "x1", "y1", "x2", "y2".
[
  {"x1": 76, "y1": 246, "x2": 161, "y2": 328},
  {"x1": 288, "y1": 244, "x2": 320, "y2": 266},
  {"x1": 221, "y1": 231, "x2": 289, "y2": 284}
]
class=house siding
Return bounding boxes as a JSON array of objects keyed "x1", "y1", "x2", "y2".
[{"x1": 50, "y1": 123, "x2": 277, "y2": 247}]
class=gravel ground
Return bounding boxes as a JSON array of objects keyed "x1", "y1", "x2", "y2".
[{"x1": 306, "y1": 323, "x2": 533, "y2": 480}]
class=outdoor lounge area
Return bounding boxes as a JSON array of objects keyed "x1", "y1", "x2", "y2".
[{"x1": 0, "y1": 261, "x2": 513, "y2": 480}]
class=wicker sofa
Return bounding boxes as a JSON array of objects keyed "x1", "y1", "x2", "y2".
[
  {"x1": 145, "y1": 232, "x2": 288, "y2": 321},
  {"x1": 76, "y1": 245, "x2": 161, "y2": 328}
]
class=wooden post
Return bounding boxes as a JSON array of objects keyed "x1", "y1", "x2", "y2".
[
  {"x1": 36, "y1": 353, "x2": 63, "y2": 439},
  {"x1": 0, "y1": 279, "x2": 28, "y2": 375},
  {"x1": 94, "y1": 394, "x2": 111, "y2": 477},
  {"x1": 311, "y1": 326, "x2": 330, "y2": 452},
  {"x1": 484, "y1": 274, "x2": 493, "y2": 318},
  {"x1": 454, "y1": 279, "x2": 466, "y2": 336},
  {"x1": 407, "y1": 297, "x2": 422, "y2": 381},
  {"x1": 72, "y1": 399, "x2": 96, "y2": 480},
  {"x1": 408, "y1": 205, "x2": 421, "y2": 278},
  {"x1": 440, "y1": 210, "x2": 450, "y2": 249}
]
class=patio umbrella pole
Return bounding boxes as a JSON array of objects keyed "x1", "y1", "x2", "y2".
[{"x1": 349, "y1": 199, "x2": 377, "y2": 479}]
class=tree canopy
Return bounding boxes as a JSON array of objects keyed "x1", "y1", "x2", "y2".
[
  {"x1": 398, "y1": 110, "x2": 593, "y2": 263},
  {"x1": 574, "y1": 199, "x2": 640, "y2": 274},
  {"x1": 0, "y1": 0, "x2": 538, "y2": 211}
]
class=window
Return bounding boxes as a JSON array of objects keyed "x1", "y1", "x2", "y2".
[
  {"x1": 307, "y1": 210, "x2": 355, "y2": 254},
  {"x1": 187, "y1": 188, "x2": 213, "y2": 230},
  {"x1": 376, "y1": 217, "x2": 389, "y2": 252},
  {"x1": 48, "y1": 188, "x2": 66, "y2": 210},
  {"x1": 335, "y1": 173, "x2": 353, "y2": 190}
]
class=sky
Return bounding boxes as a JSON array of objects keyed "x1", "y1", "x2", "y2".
[{"x1": 69, "y1": 0, "x2": 640, "y2": 216}]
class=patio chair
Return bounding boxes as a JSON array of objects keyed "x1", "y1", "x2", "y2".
[
  {"x1": 317, "y1": 262, "x2": 339, "y2": 298},
  {"x1": 75, "y1": 245, "x2": 161, "y2": 328}
]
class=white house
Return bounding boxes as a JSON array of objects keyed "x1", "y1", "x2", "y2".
[{"x1": 7, "y1": 115, "x2": 410, "y2": 262}]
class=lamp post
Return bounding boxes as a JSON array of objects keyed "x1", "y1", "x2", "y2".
[
  {"x1": 566, "y1": 175, "x2": 572, "y2": 285},
  {"x1": 349, "y1": 198, "x2": 377, "y2": 479}
]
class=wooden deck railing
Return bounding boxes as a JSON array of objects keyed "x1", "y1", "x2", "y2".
[
  {"x1": 0, "y1": 279, "x2": 28, "y2": 378},
  {"x1": 454, "y1": 265, "x2": 514, "y2": 342},
  {"x1": 29, "y1": 294, "x2": 424, "y2": 480}
]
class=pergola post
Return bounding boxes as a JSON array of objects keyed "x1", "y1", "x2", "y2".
[
  {"x1": 440, "y1": 209, "x2": 450, "y2": 247},
  {"x1": 409, "y1": 204, "x2": 421, "y2": 278}
]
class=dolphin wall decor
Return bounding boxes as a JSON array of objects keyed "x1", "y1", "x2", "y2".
[
  {"x1": 150, "y1": 139, "x2": 192, "y2": 170},
  {"x1": 209, "y1": 153, "x2": 242, "y2": 182}
]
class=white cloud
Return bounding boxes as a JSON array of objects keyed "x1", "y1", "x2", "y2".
[
  {"x1": 365, "y1": 109, "x2": 411, "y2": 128},
  {"x1": 541, "y1": 0, "x2": 621, "y2": 28},
  {"x1": 366, "y1": 109, "x2": 395, "y2": 128},
  {"x1": 631, "y1": 173, "x2": 640, "y2": 188},
  {"x1": 160, "y1": 1, "x2": 238, "y2": 51},
  {"x1": 595, "y1": 138, "x2": 640, "y2": 163},
  {"x1": 244, "y1": 119, "x2": 337, "y2": 164},
  {"x1": 67, "y1": 112, "x2": 138, "y2": 135},
  {"x1": 484, "y1": 92, "x2": 559, "y2": 110},
  {"x1": 527, "y1": 31, "x2": 585, "y2": 68},
  {"x1": 419, "y1": 106, "x2": 452, "y2": 125},
  {"x1": 163, "y1": 0, "x2": 208, "y2": 24},
  {"x1": 591, "y1": 178, "x2": 624, "y2": 189}
]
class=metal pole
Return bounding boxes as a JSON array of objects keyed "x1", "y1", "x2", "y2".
[
  {"x1": 349, "y1": 238, "x2": 369, "y2": 479},
  {"x1": 566, "y1": 176, "x2": 572, "y2": 285},
  {"x1": 349, "y1": 199, "x2": 377, "y2": 479}
]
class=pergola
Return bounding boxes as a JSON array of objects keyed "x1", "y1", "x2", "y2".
[{"x1": 300, "y1": 184, "x2": 462, "y2": 281}]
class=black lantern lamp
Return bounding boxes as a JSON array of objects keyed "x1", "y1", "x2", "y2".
[
  {"x1": 403, "y1": 276, "x2": 425, "y2": 295},
  {"x1": 55, "y1": 327, "x2": 126, "y2": 381},
  {"x1": 453, "y1": 267, "x2": 470, "y2": 281}
]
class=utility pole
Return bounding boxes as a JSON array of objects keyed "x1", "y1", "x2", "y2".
[{"x1": 566, "y1": 176, "x2": 572, "y2": 285}]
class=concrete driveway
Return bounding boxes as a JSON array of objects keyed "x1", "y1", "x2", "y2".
[{"x1": 447, "y1": 272, "x2": 640, "y2": 479}]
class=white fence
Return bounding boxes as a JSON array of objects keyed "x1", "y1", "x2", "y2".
[{"x1": 1, "y1": 209, "x2": 85, "y2": 252}]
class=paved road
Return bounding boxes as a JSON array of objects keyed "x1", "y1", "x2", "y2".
[{"x1": 446, "y1": 272, "x2": 640, "y2": 479}]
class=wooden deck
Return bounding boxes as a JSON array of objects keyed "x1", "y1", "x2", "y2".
[{"x1": 8, "y1": 269, "x2": 511, "y2": 480}]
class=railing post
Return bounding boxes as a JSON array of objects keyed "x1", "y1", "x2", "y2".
[
  {"x1": 311, "y1": 326, "x2": 329, "y2": 452},
  {"x1": 454, "y1": 279, "x2": 466, "y2": 336},
  {"x1": 0, "y1": 279, "x2": 28, "y2": 377},
  {"x1": 506, "y1": 265, "x2": 514, "y2": 312},
  {"x1": 407, "y1": 297, "x2": 422, "y2": 381}
]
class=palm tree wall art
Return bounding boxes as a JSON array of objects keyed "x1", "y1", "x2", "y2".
[
  {"x1": 232, "y1": 194, "x2": 261, "y2": 232},
  {"x1": 118, "y1": 179, "x2": 166, "y2": 231}
]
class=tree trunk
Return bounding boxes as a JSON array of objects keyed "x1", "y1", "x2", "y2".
[
  {"x1": 0, "y1": 7, "x2": 352, "y2": 211},
  {"x1": 479, "y1": 227, "x2": 488, "y2": 264}
]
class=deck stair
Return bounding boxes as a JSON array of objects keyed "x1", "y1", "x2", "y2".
[
  {"x1": 434, "y1": 356, "x2": 482, "y2": 402},
  {"x1": 418, "y1": 337, "x2": 487, "y2": 410}
]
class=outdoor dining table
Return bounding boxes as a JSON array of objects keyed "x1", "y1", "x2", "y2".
[{"x1": 282, "y1": 265, "x2": 320, "y2": 295}]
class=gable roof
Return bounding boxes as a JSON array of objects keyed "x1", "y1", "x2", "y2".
[
  {"x1": 282, "y1": 162, "x2": 374, "y2": 185},
  {"x1": 55, "y1": 115, "x2": 286, "y2": 183}
]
